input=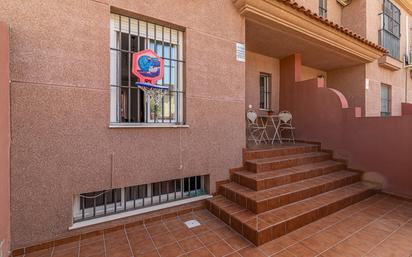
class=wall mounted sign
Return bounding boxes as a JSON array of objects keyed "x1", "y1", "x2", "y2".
[{"x1": 236, "y1": 42, "x2": 245, "y2": 62}]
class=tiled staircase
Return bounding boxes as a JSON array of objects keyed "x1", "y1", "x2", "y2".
[{"x1": 206, "y1": 144, "x2": 378, "y2": 245}]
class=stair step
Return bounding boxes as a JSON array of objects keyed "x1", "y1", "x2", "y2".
[
  {"x1": 207, "y1": 182, "x2": 378, "y2": 245},
  {"x1": 245, "y1": 152, "x2": 332, "y2": 173},
  {"x1": 232, "y1": 160, "x2": 346, "y2": 190},
  {"x1": 243, "y1": 143, "x2": 319, "y2": 162},
  {"x1": 221, "y1": 170, "x2": 361, "y2": 213}
]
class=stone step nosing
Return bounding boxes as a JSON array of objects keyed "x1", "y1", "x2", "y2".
[
  {"x1": 232, "y1": 162, "x2": 347, "y2": 190},
  {"x1": 246, "y1": 152, "x2": 332, "y2": 173},
  {"x1": 222, "y1": 173, "x2": 361, "y2": 213}
]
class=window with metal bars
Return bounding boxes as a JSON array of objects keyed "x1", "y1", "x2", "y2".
[
  {"x1": 259, "y1": 73, "x2": 271, "y2": 110},
  {"x1": 319, "y1": 0, "x2": 327, "y2": 18},
  {"x1": 73, "y1": 175, "x2": 208, "y2": 222},
  {"x1": 110, "y1": 13, "x2": 185, "y2": 124},
  {"x1": 381, "y1": 84, "x2": 391, "y2": 116},
  {"x1": 379, "y1": 0, "x2": 401, "y2": 59}
]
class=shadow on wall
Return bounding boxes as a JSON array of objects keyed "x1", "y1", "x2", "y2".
[{"x1": 280, "y1": 53, "x2": 412, "y2": 199}]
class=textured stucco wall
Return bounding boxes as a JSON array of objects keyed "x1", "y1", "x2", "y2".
[
  {"x1": 245, "y1": 51, "x2": 280, "y2": 112},
  {"x1": 327, "y1": 65, "x2": 366, "y2": 115},
  {"x1": 0, "y1": 21, "x2": 10, "y2": 257},
  {"x1": 282, "y1": 53, "x2": 412, "y2": 199},
  {"x1": 365, "y1": 0, "x2": 412, "y2": 116},
  {"x1": 0, "y1": 0, "x2": 245, "y2": 248},
  {"x1": 294, "y1": 0, "x2": 342, "y2": 24}
]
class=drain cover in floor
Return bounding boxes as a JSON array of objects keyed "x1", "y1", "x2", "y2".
[{"x1": 184, "y1": 219, "x2": 201, "y2": 228}]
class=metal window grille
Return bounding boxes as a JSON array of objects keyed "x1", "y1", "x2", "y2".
[
  {"x1": 381, "y1": 84, "x2": 391, "y2": 116},
  {"x1": 379, "y1": 0, "x2": 401, "y2": 59},
  {"x1": 259, "y1": 73, "x2": 271, "y2": 110},
  {"x1": 74, "y1": 175, "x2": 208, "y2": 222},
  {"x1": 110, "y1": 13, "x2": 185, "y2": 124},
  {"x1": 319, "y1": 0, "x2": 327, "y2": 18}
]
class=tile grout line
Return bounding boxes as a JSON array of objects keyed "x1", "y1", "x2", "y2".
[
  {"x1": 361, "y1": 209, "x2": 412, "y2": 257},
  {"x1": 123, "y1": 226, "x2": 134, "y2": 257},
  {"x1": 102, "y1": 230, "x2": 107, "y2": 257},
  {"x1": 313, "y1": 199, "x2": 405, "y2": 256},
  {"x1": 144, "y1": 221, "x2": 162, "y2": 257}
]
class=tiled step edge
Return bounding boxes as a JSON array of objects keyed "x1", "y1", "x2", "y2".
[
  {"x1": 243, "y1": 144, "x2": 319, "y2": 162},
  {"x1": 245, "y1": 152, "x2": 332, "y2": 173},
  {"x1": 232, "y1": 161, "x2": 346, "y2": 190},
  {"x1": 207, "y1": 182, "x2": 377, "y2": 245},
  {"x1": 221, "y1": 171, "x2": 361, "y2": 213}
]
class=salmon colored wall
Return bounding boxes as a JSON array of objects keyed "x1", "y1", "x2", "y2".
[
  {"x1": 245, "y1": 51, "x2": 280, "y2": 112},
  {"x1": 327, "y1": 65, "x2": 366, "y2": 116},
  {"x1": 301, "y1": 65, "x2": 326, "y2": 81},
  {"x1": 294, "y1": 0, "x2": 342, "y2": 24},
  {"x1": 281, "y1": 54, "x2": 412, "y2": 199},
  {"x1": 364, "y1": 0, "x2": 412, "y2": 116},
  {"x1": 0, "y1": 0, "x2": 245, "y2": 248},
  {"x1": 0, "y1": 21, "x2": 10, "y2": 257}
]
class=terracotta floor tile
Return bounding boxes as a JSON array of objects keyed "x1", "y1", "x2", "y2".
[
  {"x1": 79, "y1": 240, "x2": 105, "y2": 257},
  {"x1": 321, "y1": 240, "x2": 366, "y2": 257},
  {"x1": 206, "y1": 240, "x2": 235, "y2": 257},
  {"x1": 189, "y1": 224, "x2": 210, "y2": 235},
  {"x1": 178, "y1": 237, "x2": 203, "y2": 252},
  {"x1": 171, "y1": 227, "x2": 194, "y2": 241},
  {"x1": 164, "y1": 220, "x2": 186, "y2": 232},
  {"x1": 258, "y1": 235, "x2": 296, "y2": 256},
  {"x1": 197, "y1": 231, "x2": 221, "y2": 246},
  {"x1": 157, "y1": 242, "x2": 184, "y2": 257},
  {"x1": 151, "y1": 233, "x2": 176, "y2": 248},
  {"x1": 24, "y1": 248, "x2": 53, "y2": 257},
  {"x1": 105, "y1": 245, "x2": 133, "y2": 257},
  {"x1": 286, "y1": 242, "x2": 317, "y2": 257},
  {"x1": 51, "y1": 247, "x2": 79, "y2": 257},
  {"x1": 224, "y1": 235, "x2": 251, "y2": 250},
  {"x1": 237, "y1": 246, "x2": 266, "y2": 257},
  {"x1": 224, "y1": 252, "x2": 242, "y2": 257},
  {"x1": 147, "y1": 224, "x2": 168, "y2": 237},
  {"x1": 271, "y1": 249, "x2": 298, "y2": 257},
  {"x1": 130, "y1": 238, "x2": 157, "y2": 255},
  {"x1": 185, "y1": 247, "x2": 214, "y2": 257},
  {"x1": 213, "y1": 226, "x2": 239, "y2": 239},
  {"x1": 133, "y1": 250, "x2": 160, "y2": 257},
  {"x1": 302, "y1": 231, "x2": 340, "y2": 253}
]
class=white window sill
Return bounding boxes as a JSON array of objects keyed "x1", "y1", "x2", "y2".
[
  {"x1": 109, "y1": 123, "x2": 189, "y2": 128},
  {"x1": 69, "y1": 194, "x2": 212, "y2": 230}
]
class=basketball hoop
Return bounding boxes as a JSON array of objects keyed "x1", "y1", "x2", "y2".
[{"x1": 131, "y1": 50, "x2": 168, "y2": 122}]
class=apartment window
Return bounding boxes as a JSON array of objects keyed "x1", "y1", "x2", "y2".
[
  {"x1": 379, "y1": 0, "x2": 401, "y2": 59},
  {"x1": 73, "y1": 175, "x2": 208, "y2": 222},
  {"x1": 381, "y1": 84, "x2": 391, "y2": 116},
  {"x1": 110, "y1": 14, "x2": 185, "y2": 124},
  {"x1": 259, "y1": 73, "x2": 271, "y2": 110},
  {"x1": 319, "y1": 0, "x2": 327, "y2": 18}
]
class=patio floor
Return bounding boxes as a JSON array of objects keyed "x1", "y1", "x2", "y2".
[{"x1": 22, "y1": 193, "x2": 412, "y2": 257}]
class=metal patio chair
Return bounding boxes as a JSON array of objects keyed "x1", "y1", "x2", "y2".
[
  {"x1": 278, "y1": 110, "x2": 295, "y2": 143},
  {"x1": 246, "y1": 110, "x2": 269, "y2": 144}
]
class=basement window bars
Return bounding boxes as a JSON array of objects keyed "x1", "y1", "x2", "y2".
[
  {"x1": 319, "y1": 0, "x2": 327, "y2": 18},
  {"x1": 379, "y1": 0, "x2": 401, "y2": 59},
  {"x1": 73, "y1": 175, "x2": 208, "y2": 222},
  {"x1": 110, "y1": 13, "x2": 185, "y2": 124}
]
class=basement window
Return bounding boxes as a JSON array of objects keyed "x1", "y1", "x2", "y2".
[
  {"x1": 381, "y1": 83, "x2": 391, "y2": 116},
  {"x1": 73, "y1": 175, "x2": 208, "y2": 222}
]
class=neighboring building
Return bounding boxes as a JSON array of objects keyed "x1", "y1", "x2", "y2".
[{"x1": 0, "y1": 0, "x2": 412, "y2": 254}]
